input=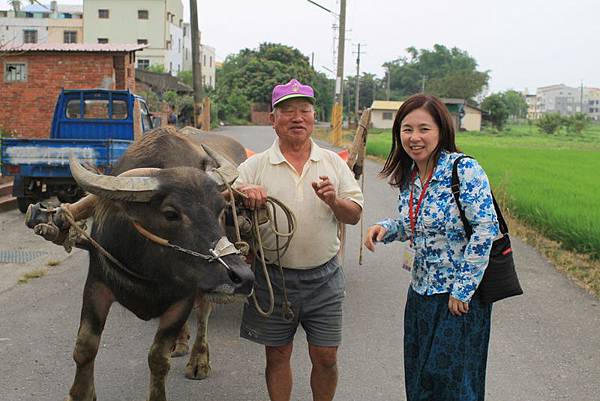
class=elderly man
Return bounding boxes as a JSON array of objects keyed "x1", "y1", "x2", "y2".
[{"x1": 236, "y1": 79, "x2": 364, "y2": 401}]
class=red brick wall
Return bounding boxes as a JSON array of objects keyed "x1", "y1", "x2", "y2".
[{"x1": 0, "y1": 52, "x2": 136, "y2": 138}]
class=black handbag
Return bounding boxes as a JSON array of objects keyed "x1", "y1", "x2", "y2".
[{"x1": 452, "y1": 156, "x2": 523, "y2": 303}]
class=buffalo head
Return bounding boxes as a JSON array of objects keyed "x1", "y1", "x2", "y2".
[{"x1": 69, "y1": 154, "x2": 254, "y2": 299}]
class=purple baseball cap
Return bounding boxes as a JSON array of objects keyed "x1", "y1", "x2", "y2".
[{"x1": 271, "y1": 79, "x2": 315, "y2": 108}]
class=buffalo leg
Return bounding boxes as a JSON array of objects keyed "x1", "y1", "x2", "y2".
[
  {"x1": 170, "y1": 321, "x2": 190, "y2": 357},
  {"x1": 185, "y1": 294, "x2": 213, "y2": 380},
  {"x1": 67, "y1": 280, "x2": 114, "y2": 401},
  {"x1": 147, "y1": 298, "x2": 193, "y2": 401}
]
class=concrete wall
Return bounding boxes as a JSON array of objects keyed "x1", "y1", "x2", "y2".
[
  {"x1": 462, "y1": 106, "x2": 481, "y2": 131},
  {"x1": 371, "y1": 109, "x2": 396, "y2": 129}
]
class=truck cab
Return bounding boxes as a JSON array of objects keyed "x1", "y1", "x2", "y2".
[{"x1": 1, "y1": 89, "x2": 155, "y2": 212}]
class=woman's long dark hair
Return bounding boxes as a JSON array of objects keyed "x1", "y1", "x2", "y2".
[{"x1": 380, "y1": 94, "x2": 458, "y2": 189}]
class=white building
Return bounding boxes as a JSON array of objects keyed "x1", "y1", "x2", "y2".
[
  {"x1": 182, "y1": 22, "x2": 215, "y2": 88},
  {"x1": 535, "y1": 84, "x2": 600, "y2": 120},
  {"x1": 0, "y1": 2, "x2": 83, "y2": 47},
  {"x1": 83, "y1": 0, "x2": 184, "y2": 75}
]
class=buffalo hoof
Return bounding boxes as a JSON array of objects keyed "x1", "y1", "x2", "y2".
[
  {"x1": 185, "y1": 359, "x2": 211, "y2": 380},
  {"x1": 170, "y1": 341, "x2": 189, "y2": 358},
  {"x1": 65, "y1": 392, "x2": 96, "y2": 401}
]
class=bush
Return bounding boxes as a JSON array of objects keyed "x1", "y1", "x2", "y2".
[
  {"x1": 536, "y1": 113, "x2": 563, "y2": 134},
  {"x1": 564, "y1": 113, "x2": 590, "y2": 134}
]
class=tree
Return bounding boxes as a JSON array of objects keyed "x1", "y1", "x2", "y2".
[
  {"x1": 481, "y1": 93, "x2": 509, "y2": 129},
  {"x1": 214, "y1": 43, "x2": 334, "y2": 122},
  {"x1": 384, "y1": 44, "x2": 489, "y2": 101},
  {"x1": 535, "y1": 113, "x2": 563, "y2": 134},
  {"x1": 147, "y1": 64, "x2": 166, "y2": 74},
  {"x1": 9, "y1": 0, "x2": 40, "y2": 11},
  {"x1": 344, "y1": 72, "x2": 379, "y2": 114},
  {"x1": 502, "y1": 90, "x2": 528, "y2": 120}
]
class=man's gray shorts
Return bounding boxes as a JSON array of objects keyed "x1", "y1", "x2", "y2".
[{"x1": 240, "y1": 255, "x2": 345, "y2": 347}]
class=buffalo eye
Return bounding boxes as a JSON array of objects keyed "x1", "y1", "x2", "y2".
[{"x1": 162, "y1": 207, "x2": 181, "y2": 221}]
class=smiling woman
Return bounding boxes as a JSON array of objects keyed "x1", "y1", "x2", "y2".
[{"x1": 365, "y1": 93, "x2": 500, "y2": 401}]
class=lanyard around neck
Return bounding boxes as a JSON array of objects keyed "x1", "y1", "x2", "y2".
[{"x1": 409, "y1": 168, "x2": 434, "y2": 244}]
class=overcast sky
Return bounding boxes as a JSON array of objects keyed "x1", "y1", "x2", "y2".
[{"x1": 2, "y1": 0, "x2": 598, "y2": 94}]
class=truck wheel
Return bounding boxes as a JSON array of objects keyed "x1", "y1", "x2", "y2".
[{"x1": 17, "y1": 197, "x2": 34, "y2": 214}]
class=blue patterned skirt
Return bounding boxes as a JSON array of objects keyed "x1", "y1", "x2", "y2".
[{"x1": 404, "y1": 287, "x2": 492, "y2": 401}]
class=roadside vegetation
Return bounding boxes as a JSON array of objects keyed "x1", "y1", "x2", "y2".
[{"x1": 316, "y1": 122, "x2": 600, "y2": 297}]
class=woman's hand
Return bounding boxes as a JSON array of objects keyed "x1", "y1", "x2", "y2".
[
  {"x1": 365, "y1": 224, "x2": 387, "y2": 252},
  {"x1": 448, "y1": 296, "x2": 469, "y2": 316}
]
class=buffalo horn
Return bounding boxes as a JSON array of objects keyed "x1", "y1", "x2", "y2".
[
  {"x1": 201, "y1": 144, "x2": 239, "y2": 188},
  {"x1": 69, "y1": 156, "x2": 161, "y2": 202}
]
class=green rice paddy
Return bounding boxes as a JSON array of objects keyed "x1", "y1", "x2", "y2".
[{"x1": 366, "y1": 124, "x2": 600, "y2": 259}]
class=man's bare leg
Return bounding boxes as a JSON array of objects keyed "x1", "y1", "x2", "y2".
[
  {"x1": 265, "y1": 343, "x2": 293, "y2": 401},
  {"x1": 308, "y1": 344, "x2": 338, "y2": 401}
]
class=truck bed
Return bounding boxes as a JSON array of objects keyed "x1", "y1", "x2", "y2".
[{"x1": 1, "y1": 138, "x2": 132, "y2": 177}]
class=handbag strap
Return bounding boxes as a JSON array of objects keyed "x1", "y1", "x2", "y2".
[{"x1": 451, "y1": 155, "x2": 509, "y2": 240}]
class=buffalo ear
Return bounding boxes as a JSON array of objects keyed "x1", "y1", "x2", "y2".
[{"x1": 198, "y1": 156, "x2": 216, "y2": 172}]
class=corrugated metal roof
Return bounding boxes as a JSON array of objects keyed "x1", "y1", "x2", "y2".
[
  {"x1": 2, "y1": 43, "x2": 147, "y2": 52},
  {"x1": 22, "y1": 3, "x2": 82, "y2": 13},
  {"x1": 371, "y1": 100, "x2": 403, "y2": 110}
]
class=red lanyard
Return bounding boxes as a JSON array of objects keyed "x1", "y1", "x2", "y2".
[{"x1": 409, "y1": 168, "x2": 434, "y2": 244}]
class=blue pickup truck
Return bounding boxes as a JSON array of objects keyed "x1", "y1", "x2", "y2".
[{"x1": 0, "y1": 89, "x2": 156, "y2": 212}]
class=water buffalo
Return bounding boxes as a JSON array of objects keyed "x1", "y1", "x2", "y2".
[{"x1": 61, "y1": 127, "x2": 254, "y2": 401}]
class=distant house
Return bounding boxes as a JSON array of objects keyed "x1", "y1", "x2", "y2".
[
  {"x1": 370, "y1": 100, "x2": 403, "y2": 129},
  {"x1": 370, "y1": 98, "x2": 482, "y2": 131},
  {"x1": 1, "y1": 43, "x2": 144, "y2": 138}
]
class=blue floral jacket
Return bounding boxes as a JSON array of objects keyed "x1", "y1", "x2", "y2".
[{"x1": 378, "y1": 151, "x2": 500, "y2": 302}]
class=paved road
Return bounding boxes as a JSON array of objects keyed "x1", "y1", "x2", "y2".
[{"x1": 0, "y1": 125, "x2": 599, "y2": 401}]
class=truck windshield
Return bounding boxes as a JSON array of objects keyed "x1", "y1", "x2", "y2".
[{"x1": 66, "y1": 99, "x2": 128, "y2": 120}]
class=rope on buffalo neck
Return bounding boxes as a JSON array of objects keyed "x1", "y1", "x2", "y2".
[
  {"x1": 61, "y1": 207, "x2": 157, "y2": 282},
  {"x1": 217, "y1": 170, "x2": 296, "y2": 320}
]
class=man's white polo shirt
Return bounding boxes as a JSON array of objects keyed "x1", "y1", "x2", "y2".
[{"x1": 236, "y1": 139, "x2": 364, "y2": 269}]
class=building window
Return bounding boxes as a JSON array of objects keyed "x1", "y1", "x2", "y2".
[
  {"x1": 169, "y1": 62, "x2": 172, "y2": 73},
  {"x1": 178, "y1": 39, "x2": 181, "y2": 53},
  {"x1": 0, "y1": 11, "x2": 8, "y2": 17},
  {"x1": 138, "y1": 10, "x2": 149, "y2": 19},
  {"x1": 64, "y1": 31, "x2": 77, "y2": 43},
  {"x1": 63, "y1": 13, "x2": 72, "y2": 19},
  {"x1": 98, "y1": 38, "x2": 109, "y2": 44},
  {"x1": 166, "y1": 12, "x2": 171, "y2": 21},
  {"x1": 25, "y1": 12, "x2": 34, "y2": 18},
  {"x1": 203, "y1": 55, "x2": 206, "y2": 66},
  {"x1": 382, "y1": 112, "x2": 393, "y2": 120},
  {"x1": 209, "y1": 56, "x2": 212, "y2": 67},
  {"x1": 98, "y1": 9, "x2": 109, "y2": 19},
  {"x1": 137, "y1": 39, "x2": 148, "y2": 45},
  {"x1": 23, "y1": 30, "x2": 37, "y2": 44},
  {"x1": 4, "y1": 62, "x2": 27, "y2": 82},
  {"x1": 137, "y1": 59, "x2": 150, "y2": 70}
]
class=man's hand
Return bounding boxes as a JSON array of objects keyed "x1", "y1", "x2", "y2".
[
  {"x1": 236, "y1": 184, "x2": 268, "y2": 209},
  {"x1": 365, "y1": 224, "x2": 387, "y2": 252},
  {"x1": 448, "y1": 296, "x2": 469, "y2": 316},
  {"x1": 311, "y1": 175, "x2": 337, "y2": 207}
]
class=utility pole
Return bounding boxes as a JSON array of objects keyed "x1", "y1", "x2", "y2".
[
  {"x1": 353, "y1": 43, "x2": 365, "y2": 124},
  {"x1": 331, "y1": 0, "x2": 346, "y2": 146},
  {"x1": 580, "y1": 80, "x2": 584, "y2": 114},
  {"x1": 386, "y1": 66, "x2": 391, "y2": 101},
  {"x1": 190, "y1": 0, "x2": 203, "y2": 129}
]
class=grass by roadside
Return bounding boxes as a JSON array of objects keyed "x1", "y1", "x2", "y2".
[{"x1": 314, "y1": 125, "x2": 600, "y2": 298}]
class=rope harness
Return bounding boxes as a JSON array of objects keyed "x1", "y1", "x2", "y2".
[{"x1": 60, "y1": 172, "x2": 297, "y2": 320}]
